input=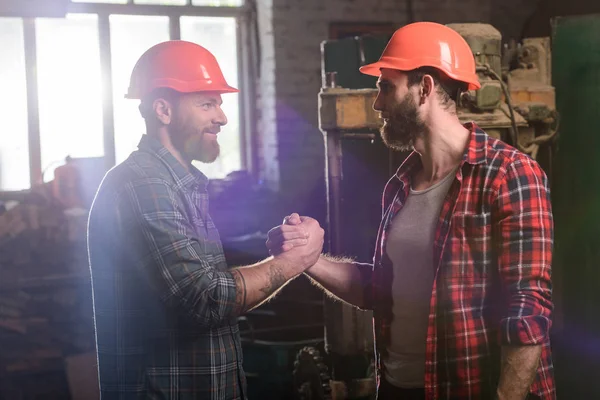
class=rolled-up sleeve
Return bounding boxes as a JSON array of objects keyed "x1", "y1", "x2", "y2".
[
  {"x1": 494, "y1": 157, "x2": 554, "y2": 345},
  {"x1": 115, "y1": 179, "x2": 241, "y2": 327}
]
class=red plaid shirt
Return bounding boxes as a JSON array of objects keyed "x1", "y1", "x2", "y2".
[{"x1": 364, "y1": 123, "x2": 555, "y2": 399}]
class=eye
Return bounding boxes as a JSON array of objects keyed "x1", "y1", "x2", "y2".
[
  {"x1": 201, "y1": 103, "x2": 214, "y2": 111},
  {"x1": 379, "y1": 83, "x2": 391, "y2": 93}
]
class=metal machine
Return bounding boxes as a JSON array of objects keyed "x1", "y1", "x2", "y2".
[{"x1": 292, "y1": 23, "x2": 558, "y2": 400}]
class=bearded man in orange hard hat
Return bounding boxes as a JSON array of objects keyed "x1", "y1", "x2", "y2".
[
  {"x1": 268, "y1": 22, "x2": 556, "y2": 400},
  {"x1": 88, "y1": 41, "x2": 324, "y2": 399}
]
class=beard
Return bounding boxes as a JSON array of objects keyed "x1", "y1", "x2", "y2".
[
  {"x1": 170, "y1": 111, "x2": 221, "y2": 164},
  {"x1": 183, "y1": 132, "x2": 220, "y2": 164},
  {"x1": 380, "y1": 93, "x2": 427, "y2": 152}
]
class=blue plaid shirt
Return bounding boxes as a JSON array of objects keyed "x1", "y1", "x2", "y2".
[{"x1": 88, "y1": 135, "x2": 247, "y2": 399}]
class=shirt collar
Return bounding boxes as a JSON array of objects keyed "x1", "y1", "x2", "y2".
[
  {"x1": 394, "y1": 122, "x2": 488, "y2": 182},
  {"x1": 137, "y1": 134, "x2": 209, "y2": 191}
]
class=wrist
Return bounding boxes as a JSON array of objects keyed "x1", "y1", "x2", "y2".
[
  {"x1": 273, "y1": 253, "x2": 307, "y2": 275},
  {"x1": 304, "y1": 255, "x2": 323, "y2": 274}
]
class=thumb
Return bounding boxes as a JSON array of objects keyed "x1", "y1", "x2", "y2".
[{"x1": 284, "y1": 212, "x2": 301, "y2": 225}]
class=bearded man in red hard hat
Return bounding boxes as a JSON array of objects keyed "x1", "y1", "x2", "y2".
[
  {"x1": 268, "y1": 22, "x2": 555, "y2": 400},
  {"x1": 87, "y1": 41, "x2": 324, "y2": 399}
]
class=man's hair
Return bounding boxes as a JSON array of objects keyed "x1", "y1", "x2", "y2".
[
  {"x1": 138, "y1": 88, "x2": 182, "y2": 121},
  {"x1": 405, "y1": 67, "x2": 467, "y2": 112}
]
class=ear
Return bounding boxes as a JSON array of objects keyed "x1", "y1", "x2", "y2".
[
  {"x1": 421, "y1": 74, "x2": 435, "y2": 99},
  {"x1": 152, "y1": 98, "x2": 173, "y2": 125}
]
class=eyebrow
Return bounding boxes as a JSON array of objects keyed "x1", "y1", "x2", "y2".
[
  {"x1": 376, "y1": 79, "x2": 393, "y2": 89},
  {"x1": 196, "y1": 96, "x2": 223, "y2": 106}
]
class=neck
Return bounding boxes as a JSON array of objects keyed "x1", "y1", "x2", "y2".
[
  {"x1": 147, "y1": 127, "x2": 191, "y2": 172},
  {"x1": 413, "y1": 113, "x2": 470, "y2": 182}
]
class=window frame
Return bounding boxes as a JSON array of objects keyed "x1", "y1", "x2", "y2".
[{"x1": 15, "y1": 0, "x2": 254, "y2": 187}]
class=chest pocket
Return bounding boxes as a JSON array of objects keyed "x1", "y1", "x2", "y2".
[
  {"x1": 452, "y1": 211, "x2": 491, "y2": 235},
  {"x1": 447, "y1": 211, "x2": 493, "y2": 281}
]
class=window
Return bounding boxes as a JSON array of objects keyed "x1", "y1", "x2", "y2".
[
  {"x1": 0, "y1": 18, "x2": 29, "y2": 191},
  {"x1": 134, "y1": 0, "x2": 187, "y2": 5},
  {"x1": 110, "y1": 15, "x2": 170, "y2": 164},
  {"x1": 72, "y1": 0, "x2": 245, "y2": 5},
  {"x1": 36, "y1": 14, "x2": 104, "y2": 181},
  {"x1": 0, "y1": 0, "x2": 248, "y2": 190},
  {"x1": 71, "y1": 0, "x2": 126, "y2": 3},
  {"x1": 192, "y1": 0, "x2": 243, "y2": 5},
  {"x1": 181, "y1": 16, "x2": 240, "y2": 178}
]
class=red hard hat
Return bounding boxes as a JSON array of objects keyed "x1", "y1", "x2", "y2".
[
  {"x1": 359, "y1": 22, "x2": 481, "y2": 90},
  {"x1": 125, "y1": 40, "x2": 238, "y2": 99}
]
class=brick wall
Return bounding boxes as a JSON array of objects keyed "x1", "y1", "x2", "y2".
[
  {"x1": 256, "y1": 0, "x2": 536, "y2": 224},
  {"x1": 491, "y1": 0, "x2": 544, "y2": 41}
]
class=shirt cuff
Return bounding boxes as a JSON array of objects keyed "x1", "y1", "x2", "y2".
[
  {"x1": 209, "y1": 270, "x2": 242, "y2": 323},
  {"x1": 499, "y1": 315, "x2": 552, "y2": 345}
]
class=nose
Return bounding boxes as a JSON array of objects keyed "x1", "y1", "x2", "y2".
[
  {"x1": 373, "y1": 92, "x2": 384, "y2": 113},
  {"x1": 213, "y1": 105, "x2": 228, "y2": 126}
]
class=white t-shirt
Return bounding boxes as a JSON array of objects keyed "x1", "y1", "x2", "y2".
[{"x1": 383, "y1": 168, "x2": 457, "y2": 388}]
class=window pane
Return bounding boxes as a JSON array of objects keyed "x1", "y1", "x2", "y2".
[
  {"x1": 134, "y1": 0, "x2": 186, "y2": 4},
  {"x1": 36, "y1": 14, "x2": 103, "y2": 182},
  {"x1": 71, "y1": 0, "x2": 127, "y2": 3},
  {"x1": 191, "y1": 0, "x2": 244, "y2": 6},
  {"x1": 181, "y1": 17, "x2": 241, "y2": 178},
  {"x1": 110, "y1": 15, "x2": 169, "y2": 164},
  {"x1": 0, "y1": 18, "x2": 29, "y2": 190},
  {"x1": 71, "y1": 0, "x2": 127, "y2": 4}
]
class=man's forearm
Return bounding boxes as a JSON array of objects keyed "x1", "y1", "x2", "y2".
[
  {"x1": 304, "y1": 254, "x2": 370, "y2": 309},
  {"x1": 230, "y1": 256, "x2": 303, "y2": 313},
  {"x1": 496, "y1": 345, "x2": 542, "y2": 400}
]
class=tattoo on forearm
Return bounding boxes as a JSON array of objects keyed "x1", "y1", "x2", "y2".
[
  {"x1": 232, "y1": 270, "x2": 247, "y2": 312},
  {"x1": 260, "y1": 265, "x2": 287, "y2": 296}
]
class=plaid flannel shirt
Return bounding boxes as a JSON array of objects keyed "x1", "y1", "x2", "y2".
[
  {"x1": 88, "y1": 135, "x2": 246, "y2": 400},
  {"x1": 364, "y1": 123, "x2": 555, "y2": 399}
]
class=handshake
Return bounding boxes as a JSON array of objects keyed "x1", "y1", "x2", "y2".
[{"x1": 266, "y1": 213, "x2": 325, "y2": 272}]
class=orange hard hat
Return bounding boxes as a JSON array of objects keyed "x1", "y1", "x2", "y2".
[
  {"x1": 359, "y1": 22, "x2": 481, "y2": 90},
  {"x1": 125, "y1": 40, "x2": 238, "y2": 99}
]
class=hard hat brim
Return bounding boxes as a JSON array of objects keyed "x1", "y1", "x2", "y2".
[
  {"x1": 359, "y1": 57, "x2": 481, "y2": 91},
  {"x1": 359, "y1": 60, "x2": 398, "y2": 77},
  {"x1": 125, "y1": 82, "x2": 239, "y2": 99}
]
